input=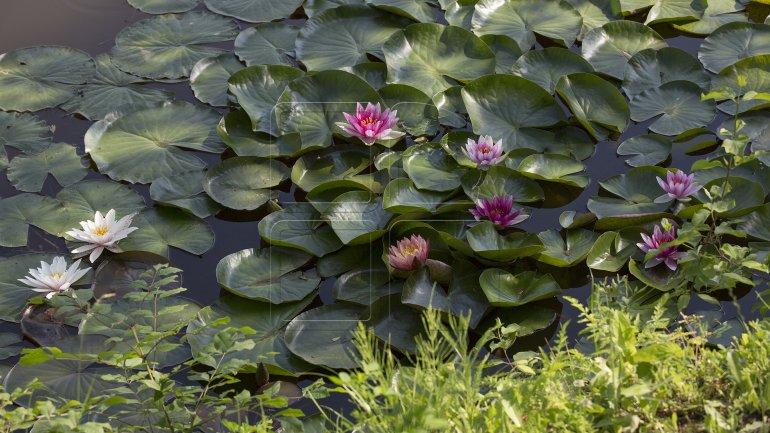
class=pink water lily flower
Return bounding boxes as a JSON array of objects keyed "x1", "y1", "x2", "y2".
[
  {"x1": 469, "y1": 195, "x2": 528, "y2": 228},
  {"x1": 463, "y1": 135, "x2": 504, "y2": 169},
  {"x1": 655, "y1": 170, "x2": 701, "y2": 203},
  {"x1": 336, "y1": 102, "x2": 404, "y2": 145},
  {"x1": 637, "y1": 224, "x2": 687, "y2": 270},
  {"x1": 388, "y1": 234, "x2": 429, "y2": 271}
]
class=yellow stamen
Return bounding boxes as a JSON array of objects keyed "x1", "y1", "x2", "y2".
[
  {"x1": 51, "y1": 272, "x2": 62, "y2": 279},
  {"x1": 93, "y1": 226, "x2": 109, "y2": 236}
]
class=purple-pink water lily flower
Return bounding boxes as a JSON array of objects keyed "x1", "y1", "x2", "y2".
[
  {"x1": 388, "y1": 234, "x2": 430, "y2": 271},
  {"x1": 464, "y1": 135, "x2": 504, "y2": 169},
  {"x1": 469, "y1": 195, "x2": 528, "y2": 228},
  {"x1": 336, "y1": 102, "x2": 404, "y2": 145},
  {"x1": 637, "y1": 225, "x2": 687, "y2": 271},
  {"x1": 655, "y1": 170, "x2": 701, "y2": 203}
]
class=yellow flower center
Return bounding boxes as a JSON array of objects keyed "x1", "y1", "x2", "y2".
[
  {"x1": 93, "y1": 226, "x2": 109, "y2": 236},
  {"x1": 402, "y1": 245, "x2": 418, "y2": 255},
  {"x1": 361, "y1": 117, "x2": 375, "y2": 127},
  {"x1": 51, "y1": 272, "x2": 62, "y2": 279},
  {"x1": 480, "y1": 147, "x2": 491, "y2": 154}
]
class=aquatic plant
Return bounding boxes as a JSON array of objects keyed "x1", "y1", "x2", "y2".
[
  {"x1": 463, "y1": 135, "x2": 504, "y2": 169},
  {"x1": 336, "y1": 102, "x2": 403, "y2": 145},
  {"x1": 17, "y1": 256, "x2": 89, "y2": 299},
  {"x1": 637, "y1": 223, "x2": 687, "y2": 270},
  {"x1": 66, "y1": 209, "x2": 138, "y2": 262},
  {"x1": 387, "y1": 234, "x2": 429, "y2": 270},
  {"x1": 469, "y1": 195, "x2": 528, "y2": 228},
  {"x1": 655, "y1": 170, "x2": 701, "y2": 202}
]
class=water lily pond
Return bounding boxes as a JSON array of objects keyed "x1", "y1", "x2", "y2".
[{"x1": 1, "y1": 0, "x2": 770, "y2": 429}]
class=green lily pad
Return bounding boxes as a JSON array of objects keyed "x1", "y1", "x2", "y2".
[
  {"x1": 629, "y1": 80, "x2": 716, "y2": 136},
  {"x1": 433, "y1": 85, "x2": 467, "y2": 127},
  {"x1": 322, "y1": 191, "x2": 393, "y2": 245},
  {"x1": 187, "y1": 294, "x2": 314, "y2": 375},
  {"x1": 698, "y1": 22, "x2": 770, "y2": 73},
  {"x1": 685, "y1": 176, "x2": 765, "y2": 218},
  {"x1": 119, "y1": 207, "x2": 214, "y2": 257},
  {"x1": 150, "y1": 170, "x2": 222, "y2": 219},
  {"x1": 518, "y1": 154, "x2": 589, "y2": 188},
  {"x1": 218, "y1": 110, "x2": 303, "y2": 158},
  {"x1": 383, "y1": 23, "x2": 496, "y2": 96},
  {"x1": 367, "y1": 0, "x2": 436, "y2": 21},
  {"x1": 673, "y1": 0, "x2": 747, "y2": 35},
  {"x1": 0, "y1": 333, "x2": 22, "y2": 360},
  {"x1": 402, "y1": 142, "x2": 466, "y2": 192},
  {"x1": 383, "y1": 178, "x2": 449, "y2": 213},
  {"x1": 258, "y1": 203, "x2": 343, "y2": 257},
  {"x1": 216, "y1": 247, "x2": 318, "y2": 303},
  {"x1": 461, "y1": 166, "x2": 545, "y2": 203},
  {"x1": 284, "y1": 303, "x2": 365, "y2": 369},
  {"x1": 479, "y1": 269, "x2": 561, "y2": 306},
  {"x1": 61, "y1": 54, "x2": 173, "y2": 120},
  {"x1": 378, "y1": 84, "x2": 439, "y2": 136},
  {"x1": 291, "y1": 146, "x2": 372, "y2": 192},
  {"x1": 444, "y1": 0, "x2": 476, "y2": 27},
  {"x1": 556, "y1": 72, "x2": 629, "y2": 141},
  {"x1": 85, "y1": 101, "x2": 224, "y2": 183},
  {"x1": 7, "y1": 143, "x2": 87, "y2": 193},
  {"x1": 711, "y1": 54, "x2": 770, "y2": 115},
  {"x1": 466, "y1": 222, "x2": 545, "y2": 261},
  {"x1": 581, "y1": 20, "x2": 666, "y2": 79},
  {"x1": 190, "y1": 53, "x2": 244, "y2": 107},
  {"x1": 275, "y1": 70, "x2": 382, "y2": 149},
  {"x1": 333, "y1": 266, "x2": 400, "y2": 305},
  {"x1": 512, "y1": 47, "x2": 594, "y2": 93},
  {"x1": 587, "y1": 166, "x2": 673, "y2": 229},
  {"x1": 462, "y1": 74, "x2": 566, "y2": 151},
  {"x1": 479, "y1": 302, "x2": 559, "y2": 341},
  {"x1": 480, "y1": 34, "x2": 522, "y2": 73},
  {"x1": 307, "y1": 177, "x2": 385, "y2": 213},
  {"x1": 0, "y1": 194, "x2": 63, "y2": 247},
  {"x1": 623, "y1": 47, "x2": 709, "y2": 98},
  {"x1": 0, "y1": 112, "x2": 52, "y2": 154},
  {"x1": 470, "y1": 0, "x2": 582, "y2": 49},
  {"x1": 445, "y1": 259, "x2": 491, "y2": 328},
  {"x1": 586, "y1": 230, "x2": 638, "y2": 272},
  {"x1": 0, "y1": 253, "x2": 62, "y2": 321},
  {"x1": 90, "y1": 252, "x2": 175, "y2": 300},
  {"x1": 641, "y1": 0, "x2": 708, "y2": 24},
  {"x1": 348, "y1": 62, "x2": 389, "y2": 89},
  {"x1": 229, "y1": 65, "x2": 305, "y2": 136},
  {"x1": 402, "y1": 266, "x2": 451, "y2": 312},
  {"x1": 127, "y1": 0, "x2": 198, "y2": 13},
  {"x1": 296, "y1": 5, "x2": 404, "y2": 71},
  {"x1": 110, "y1": 11, "x2": 239, "y2": 79},
  {"x1": 203, "y1": 157, "x2": 289, "y2": 210},
  {"x1": 203, "y1": 0, "x2": 304, "y2": 22},
  {"x1": 0, "y1": 46, "x2": 95, "y2": 112},
  {"x1": 616, "y1": 134, "x2": 672, "y2": 166},
  {"x1": 54, "y1": 180, "x2": 146, "y2": 235},
  {"x1": 369, "y1": 295, "x2": 423, "y2": 354},
  {"x1": 565, "y1": 0, "x2": 623, "y2": 38},
  {"x1": 536, "y1": 229, "x2": 598, "y2": 267},
  {"x1": 234, "y1": 23, "x2": 299, "y2": 67},
  {"x1": 318, "y1": 244, "x2": 379, "y2": 278},
  {"x1": 304, "y1": 0, "x2": 365, "y2": 17}
]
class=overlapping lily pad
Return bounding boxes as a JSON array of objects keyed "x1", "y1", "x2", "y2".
[
  {"x1": 284, "y1": 303, "x2": 365, "y2": 369},
  {"x1": 203, "y1": 157, "x2": 289, "y2": 210},
  {"x1": 203, "y1": 0, "x2": 304, "y2": 23},
  {"x1": 512, "y1": 48, "x2": 594, "y2": 93},
  {"x1": 119, "y1": 207, "x2": 215, "y2": 257},
  {"x1": 190, "y1": 53, "x2": 244, "y2": 107},
  {"x1": 471, "y1": 0, "x2": 582, "y2": 49},
  {"x1": 581, "y1": 20, "x2": 666, "y2": 79},
  {"x1": 258, "y1": 203, "x2": 343, "y2": 257},
  {"x1": 479, "y1": 269, "x2": 561, "y2": 306},
  {"x1": 629, "y1": 80, "x2": 715, "y2": 136},
  {"x1": 698, "y1": 22, "x2": 770, "y2": 73},
  {"x1": 6, "y1": 143, "x2": 87, "y2": 192},
  {"x1": 234, "y1": 23, "x2": 299, "y2": 67},
  {"x1": 556, "y1": 72, "x2": 629, "y2": 141}
]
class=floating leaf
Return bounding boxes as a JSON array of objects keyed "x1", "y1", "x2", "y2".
[
  {"x1": 383, "y1": 23, "x2": 496, "y2": 96},
  {"x1": 518, "y1": 154, "x2": 589, "y2": 188},
  {"x1": 581, "y1": 20, "x2": 666, "y2": 79},
  {"x1": 0, "y1": 112, "x2": 52, "y2": 154},
  {"x1": 480, "y1": 34, "x2": 522, "y2": 73},
  {"x1": 0, "y1": 194, "x2": 62, "y2": 247},
  {"x1": 333, "y1": 266, "x2": 400, "y2": 305},
  {"x1": 322, "y1": 192, "x2": 393, "y2": 245},
  {"x1": 284, "y1": 304, "x2": 365, "y2": 369},
  {"x1": 367, "y1": 0, "x2": 436, "y2": 21},
  {"x1": 378, "y1": 84, "x2": 439, "y2": 136},
  {"x1": 127, "y1": 0, "x2": 198, "y2": 13},
  {"x1": 536, "y1": 229, "x2": 598, "y2": 267},
  {"x1": 479, "y1": 269, "x2": 561, "y2": 306},
  {"x1": 91, "y1": 252, "x2": 175, "y2": 300},
  {"x1": 565, "y1": 0, "x2": 623, "y2": 38},
  {"x1": 673, "y1": 0, "x2": 747, "y2": 35},
  {"x1": 190, "y1": 53, "x2": 244, "y2": 107},
  {"x1": 623, "y1": 47, "x2": 709, "y2": 98},
  {"x1": 383, "y1": 178, "x2": 449, "y2": 213},
  {"x1": 218, "y1": 111, "x2": 303, "y2": 158},
  {"x1": 466, "y1": 222, "x2": 544, "y2": 261},
  {"x1": 642, "y1": 0, "x2": 707, "y2": 25},
  {"x1": 0, "y1": 46, "x2": 94, "y2": 111},
  {"x1": 461, "y1": 165, "x2": 545, "y2": 203},
  {"x1": 111, "y1": 12, "x2": 239, "y2": 79},
  {"x1": 258, "y1": 203, "x2": 343, "y2": 257},
  {"x1": 119, "y1": 207, "x2": 214, "y2": 257},
  {"x1": 291, "y1": 146, "x2": 372, "y2": 192},
  {"x1": 7, "y1": 143, "x2": 87, "y2": 192},
  {"x1": 586, "y1": 230, "x2": 638, "y2": 272},
  {"x1": 150, "y1": 170, "x2": 222, "y2": 219},
  {"x1": 402, "y1": 266, "x2": 451, "y2": 312},
  {"x1": 216, "y1": 247, "x2": 319, "y2": 303},
  {"x1": 402, "y1": 142, "x2": 466, "y2": 192},
  {"x1": 369, "y1": 295, "x2": 423, "y2": 354},
  {"x1": 711, "y1": 54, "x2": 770, "y2": 115},
  {"x1": 511, "y1": 47, "x2": 593, "y2": 93},
  {"x1": 234, "y1": 23, "x2": 299, "y2": 67},
  {"x1": 698, "y1": 22, "x2": 770, "y2": 73},
  {"x1": 587, "y1": 166, "x2": 673, "y2": 229},
  {"x1": 556, "y1": 72, "x2": 629, "y2": 141},
  {"x1": 629, "y1": 80, "x2": 716, "y2": 136},
  {"x1": 203, "y1": 157, "x2": 289, "y2": 210},
  {"x1": 54, "y1": 180, "x2": 146, "y2": 235},
  {"x1": 203, "y1": 0, "x2": 304, "y2": 22},
  {"x1": 616, "y1": 134, "x2": 672, "y2": 167}
]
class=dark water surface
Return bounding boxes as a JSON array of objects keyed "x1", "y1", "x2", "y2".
[{"x1": 0, "y1": 1, "x2": 760, "y2": 361}]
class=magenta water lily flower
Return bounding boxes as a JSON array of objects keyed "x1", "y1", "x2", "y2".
[
  {"x1": 463, "y1": 135, "x2": 504, "y2": 169},
  {"x1": 655, "y1": 170, "x2": 701, "y2": 203},
  {"x1": 469, "y1": 195, "x2": 528, "y2": 228},
  {"x1": 637, "y1": 224, "x2": 687, "y2": 270},
  {"x1": 336, "y1": 102, "x2": 404, "y2": 145},
  {"x1": 388, "y1": 234, "x2": 429, "y2": 271}
]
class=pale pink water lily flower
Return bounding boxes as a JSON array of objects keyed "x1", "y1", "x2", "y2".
[
  {"x1": 336, "y1": 102, "x2": 404, "y2": 145},
  {"x1": 388, "y1": 234, "x2": 430, "y2": 271},
  {"x1": 655, "y1": 170, "x2": 701, "y2": 203},
  {"x1": 637, "y1": 224, "x2": 687, "y2": 270},
  {"x1": 463, "y1": 135, "x2": 504, "y2": 169},
  {"x1": 470, "y1": 195, "x2": 528, "y2": 228},
  {"x1": 66, "y1": 209, "x2": 139, "y2": 262},
  {"x1": 18, "y1": 256, "x2": 90, "y2": 299}
]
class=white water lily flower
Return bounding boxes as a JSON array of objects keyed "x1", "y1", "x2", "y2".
[
  {"x1": 18, "y1": 256, "x2": 90, "y2": 299},
  {"x1": 66, "y1": 209, "x2": 139, "y2": 262}
]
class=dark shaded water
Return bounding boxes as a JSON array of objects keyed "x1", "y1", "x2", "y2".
[{"x1": 0, "y1": 1, "x2": 760, "y2": 358}]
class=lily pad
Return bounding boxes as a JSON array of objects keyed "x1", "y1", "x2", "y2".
[
  {"x1": 511, "y1": 47, "x2": 594, "y2": 93},
  {"x1": 629, "y1": 80, "x2": 716, "y2": 136},
  {"x1": 480, "y1": 34, "x2": 522, "y2": 73},
  {"x1": 461, "y1": 165, "x2": 545, "y2": 203},
  {"x1": 616, "y1": 134, "x2": 672, "y2": 166},
  {"x1": 203, "y1": 0, "x2": 304, "y2": 22},
  {"x1": 229, "y1": 65, "x2": 305, "y2": 136},
  {"x1": 284, "y1": 303, "x2": 365, "y2": 369},
  {"x1": 556, "y1": 72, "x2": 629, "y2": 141},
  {"x1": 291, "y1": 146, "x2": 372, "y2": 192},
  {"x1": 587, "y1": 166, "x2": 673, "y2": 229},
  {"x1": 110, "y1": 11, "x2": 240, "y2": 79},
  {"x1": 150, "y1": 170, "x2": 222, "y2": 219},
  {"x1": 383, "y1": 178, "x2": 448, "y2": 213},
  {"x1": 367, "y1": 0, "x2": 436, "y2": 22},
  {"x1": 378, "y1": 84, "x2": 439, "y2": 136},
  {"x1": 0, "y1": 194, "x2": 63, "y2": 247},
  {"x1": 471, "y1": 0, "x2": 582, "y2": 49},
  {"x1": 0, "y1": 111, "x2": 52, "y2": 154},
  {"x1": 85, "y1": 101, "x2": 224, "y2": 183},
  {"x1": 402, "y1": 266, "x2": 451, "y2": 312},
  {"x1": 369, "y1": 295, "x2": 423, "y2": 354},
  {"x1": 91, "y1": 252, "x2": 175, "y2": 300},
  {"x1": 0, "y1": 46, "x2": 95, "y2": 112},
  {"x1": 565, "y1": 0, "x2": 623, "y2": 38},
  {"x1": 187, "y1": 294, "x2": 314, "y2": 375},
  {"x1": 466, "y1": 222, "x2": 544, "y2": 261},
  {"x1": 203, "y1": 157, "x2": 289, "y2": 210},
  {"x1": 7, "y1": 143, "x2": 87, "y2": 193},
  {"x1": 536, "y1": 229, "x2": 598, "y2": 267},
  {"x1": 54, "y1": 180, "x2": 146, "y2": 235},
  {"x1": 296, "y1": 5, "x2": 404, "y2": 71},
  {"x1": 586, "y1": 230, "x2": 638, "y2": 272},
  {"x1": 333, "y1": 266, "x2": 400, "y2": 305},
  {"x1": 641, "y1": 0, "x2": 707, "y2": 24},
  {"x1": 127, "y1": 0, "x2": 198, "y2": 13},
  {"x1": 383, "y1": 23, "x2": 496, "y2": 96},
  {"x1": 518, "y1": 154, "x2": 589, "y2": 188},
  {"x1": 216, "y1": 247, "x2": 318, "y2": 303},
  {"x1": 234, "y1": 23, "x2": 299, "y2": 67},
  {"x1": 190, "y1": 53, "x2": 244, "y2": 107},
  {"x1": 322, "y1": 192, "x2": 393, "y2": 245},
  {"x1": 402, "y1": 142, "x2": 466, "y2": 192},
  {"x1": 623, "y1": 47, "x2": 709, "y2": 98},
  {"x1": 698, "y1": 22, "x2": 770, "y2": 73},
  {"x1": 673, "y1": 0, "x2": 747, "y2": 35},
  {"x1": 462, "y1": 74, "x2": 566, "y2": 151},
  {"x1": 258, "y1": 203, "x2": 343, "y2": 257},
  {"x1": 479, "y1": 269, "x2": 561, "y2": 306},
  {"x1": 218, "y1": 110, "x2": 303, "y2": 158},
  {"x1": 119, "y1": 207, "x2": 215, "y2": 257},
  {"x1": 710, "y1": 54, "x2": 770, "y2": 115},
  {"x1": 581, "y1": 20, "x2": 666, "y2": 79}
]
